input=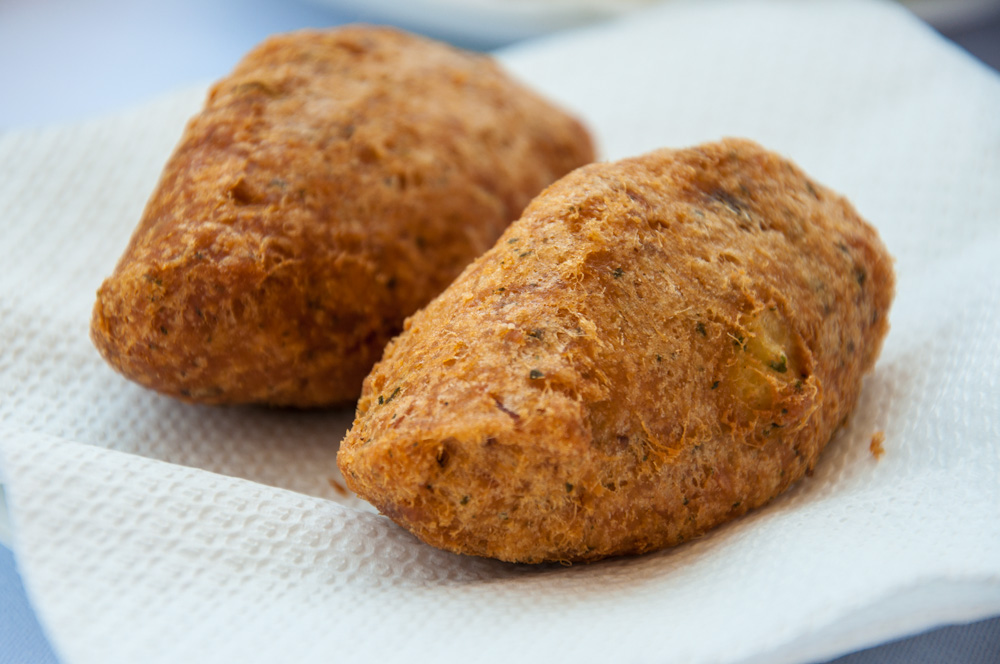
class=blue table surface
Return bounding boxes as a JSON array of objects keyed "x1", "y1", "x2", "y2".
[
  {"x1": 2, "y1": 544, "x2": 59, "y2": 664},
  {"x1": 2, "y1": 1, "x2": 999, "y2": 662}
]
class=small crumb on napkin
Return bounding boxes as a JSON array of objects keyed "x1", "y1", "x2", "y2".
[{"x1": 870, "y1": 430, "x2": 886, "y2": 460}]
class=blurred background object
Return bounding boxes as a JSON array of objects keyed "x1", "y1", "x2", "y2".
[
  {"x1": 1, "y1": 0, "x2": 998, "y2": 129},
  {"x1": 303, "y1": 0, "x2": 1000, "y2": 50},
  {"x1": 298, "y1": 0, "x2": 655, "y2": 48}
]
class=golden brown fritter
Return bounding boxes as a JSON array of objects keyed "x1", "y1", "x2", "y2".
[
  {"x1": 90, "y1": 26, "x2": 594, "y2": 406},
  {"x1": 338, "y1": 138, "x2": 895, "y2": 563}
]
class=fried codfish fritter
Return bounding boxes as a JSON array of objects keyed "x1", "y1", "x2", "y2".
[
  {"x1": 90, "y1": 26, "x2": 594, "y2": 406},
  {"x1": 338, "y1": 138, "x2": 895, "y2": 563}
]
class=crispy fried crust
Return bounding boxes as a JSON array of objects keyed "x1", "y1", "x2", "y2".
[
  {"x1": 90, "y1": 26, "x2": 594, "y2": 406},
  {"x1": 338, "y1": 139, "x2": 895, "y2": 563}
]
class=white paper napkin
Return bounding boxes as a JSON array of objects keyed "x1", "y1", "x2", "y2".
[{"x1": 1, "y1": 1, "x2": 998, "y2": 663}]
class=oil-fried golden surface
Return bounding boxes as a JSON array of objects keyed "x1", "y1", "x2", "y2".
[
  {"x1": 338, "y1": 139, "x2": 895, "y2": 563},
  {"x1": 90, "y1": 26, "x2": 594, "y2": 406}
]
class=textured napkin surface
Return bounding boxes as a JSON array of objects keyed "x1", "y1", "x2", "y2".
[{"x1": 1, "y1": 1, "x2": 999, "y2": 663}]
